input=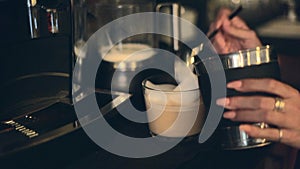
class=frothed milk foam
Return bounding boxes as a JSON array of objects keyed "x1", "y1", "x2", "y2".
[
  {"x1": 101, "y1": 43, "x2": 155, "y2": 63},
  {"x1": 144, "y1": 81, "x2": 205, "y2": 137},
  {"x1": 98, "y1": 42, "x2": 205, "y2": 137}
]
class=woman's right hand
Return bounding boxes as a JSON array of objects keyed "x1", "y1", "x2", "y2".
[{"x1": 208, "y1": 8, "x2": 262, "y2": 54}]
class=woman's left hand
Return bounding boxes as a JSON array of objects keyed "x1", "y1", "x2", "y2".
[{"x1": 216, "y1": 78, "x2": 300, "y2": 149}]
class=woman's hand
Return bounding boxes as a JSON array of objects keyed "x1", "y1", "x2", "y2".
[
  {"x1": 208, "y1": 8, "x2": 262, "y2": 54},
  {"x1": 216, "y1": 78, "x2": 300, "y2": 149}
]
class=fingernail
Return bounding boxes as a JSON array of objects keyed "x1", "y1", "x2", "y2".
[
  {"x1": 227, "y1": 81, "x2": 242, "y2": 88},
  {"x1": 216, "y1": 98, "x2": 229, "y2": 106},
  {"x1": 239, "y1": 125, "x2": 251, "y2": 132},
  {"x1": 223, "y1": 111, "x2": 236, "y2": 119}
]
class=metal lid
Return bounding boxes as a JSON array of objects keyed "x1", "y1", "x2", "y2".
[
  {"x1": 193, "y1": 45, "x2": 277, "y2": 75},
  {"x1": 219, "y1": 45, "x2": 276, "y2": 69}
]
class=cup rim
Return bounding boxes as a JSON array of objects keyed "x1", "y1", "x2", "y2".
[{"x1": 142, "y1": 78, "x2": 199, "y2": 93}]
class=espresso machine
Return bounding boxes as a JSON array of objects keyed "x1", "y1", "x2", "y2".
[
  {"x1": 0, "y1": 0, "x2": 72, "y2": 87},
  {"x1": 72, "y1": 0, "x2": 200, "y2": 111},
  {"x1": 0, "y1": 0, "x2": 78, "y2": 167},
  {"x1": 0, "y1": 0, "x2": 295, "y2": 169}
]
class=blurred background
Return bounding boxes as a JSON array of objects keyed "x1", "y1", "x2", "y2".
[
  {"x1": 0, "y1": 0, "x2": 299, "y2": 169},
  {"x1": 1, "y1": 0, "x2": 300, "y2": 88}
]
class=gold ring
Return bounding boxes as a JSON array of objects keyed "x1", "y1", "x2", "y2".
[
  {"x1": 273, "y1": 97, "x2": 285, "y2": 112},
  {"x1": 278, "y1": 128, "x2": 283, "y2": 142}
]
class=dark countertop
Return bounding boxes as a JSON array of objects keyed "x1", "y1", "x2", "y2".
[{"x1": 0, "y1": 91, "x2": 296, "y2": 169}]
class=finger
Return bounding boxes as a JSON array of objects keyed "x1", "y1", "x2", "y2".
[
  {"x1": 215, "y1": 8, "x2": 232, "y2": 29},
  {"x1": 223, "y1": 110, "x2": 290, "y2": 128},
  {"x1": 216, "y1": 8, "x2": 232, "y2": 18},
  {"x1": 207, "y1": 20, "x2": 225, "y2": 39},
  {"x1": 210, "y1": 7, "x2": 235, "y2": 37},
  {"x1": 222, "y1": 23, "x2": 257, "y2": 40},
  {"x1": 218, "y1": 96, "x2": 295, "y2": 115},
  {"x1": 230, "y1": 16, "x2": 250, "y2": 30},
  {"x1": 227, "y1": 78, "x2": 299, "y2": 99},
  {"x1": 217, "y1": 96, "x2": 275, "y2": 110},
  {"x1": 239, "y1": 125, "x2": 281, "y2": 141},
  {"x1": 239, "y1": 125, "x2": 299, "y2": 147},
  {"x1": 211, "y1": 33, "x2": 229, "y2": 54},
  {"x1": 223, "y1": 36, "x2": 243, "y2": 52}
]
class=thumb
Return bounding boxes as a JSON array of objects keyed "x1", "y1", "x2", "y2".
[{"x1": 222, "y1": 23, "x2": 256, "y2": 40}]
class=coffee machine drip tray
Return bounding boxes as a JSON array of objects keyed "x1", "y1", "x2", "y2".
[{"x1": 0, "y1": 89, "x2": 131, "y2": 158}]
